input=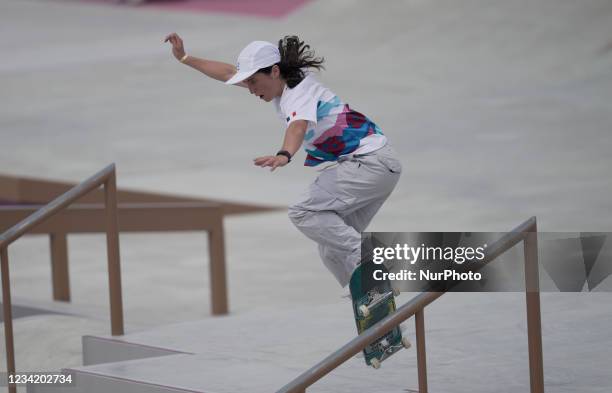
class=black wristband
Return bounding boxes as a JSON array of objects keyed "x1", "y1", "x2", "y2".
[{"x1": 276, "y1": 150, "x2": 292, "y2": 163}]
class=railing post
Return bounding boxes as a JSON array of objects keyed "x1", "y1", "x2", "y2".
[
  {"x1": 50, "y1": 232, "x2": 70, "y2": 302},
  {"x1": 524, "y1": 229, "x2": 544, "y2": 393},
  {"x1": 104, "y1": 170, "x2": 124, "y2": 336},
  {"x1": 208, "y1": 211, "x2": 228, "y2": 315},
  {"x1": 415, "y1": 309, "x2": 428, "y2": 393},
  {"x1": 1, "y1": 247, "x2": 17, "y2": 393}
]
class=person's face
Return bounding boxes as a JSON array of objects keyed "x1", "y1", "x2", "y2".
[{"x1": 245, "y1": 65, "x2": 284, "y2": 102}]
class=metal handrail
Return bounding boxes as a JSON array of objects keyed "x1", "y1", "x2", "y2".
[
  {"x1": 0, "y1": 164, "x2": 123, "y2": 393},
  {"x1": 0, "y1": 202, "x2": 229, "y2": 315},
  {"x1": 277, "y1": 216, "x2": 543, "y2": 393},
  {"x1": 1, "y1": 165, "x2": 116, "y2": 247}
]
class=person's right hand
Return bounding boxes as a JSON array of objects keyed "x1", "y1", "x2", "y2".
[{"x1": 164, "y1": 33, "x2": 186, "y2": 61}]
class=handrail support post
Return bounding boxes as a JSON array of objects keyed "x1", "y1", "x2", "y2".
[
  {"x1": 50, "y1": 232, "x2": 70, "y2": 301},
  {"x1": 524, "y1": 229, "x2": 544, "y2": 393},
  {"x1": 208, "y1": 212, "x2": 228, "y2": 315},
  {"x1": 415, "y1": 309, "x2": 428, "y2": 393},
  {"x1": 1, "y1": 247, "x2": 17, "y2": 393},
  {"x1": 104, "y1": 171, "x2": 124, "y2": 336}
]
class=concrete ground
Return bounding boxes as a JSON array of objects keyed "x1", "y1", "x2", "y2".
[{"x1": 1, "y1": 0, "x2": 611, "y2": 391}]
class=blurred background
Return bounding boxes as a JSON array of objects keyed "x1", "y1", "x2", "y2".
[
  {"x1": 2, "y1": 0, "x2": 612, "y2": 229},
  {"x1": 1, "y1": 0, "x2": 611, "y2": 391}
]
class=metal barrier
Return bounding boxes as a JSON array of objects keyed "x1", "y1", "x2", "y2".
[
  {"x1": 0, "y1": 202, "x2": 229, "y2": 315},
  {"x1": 277, "y1": 216, "x2": 544, "y2": 393},
  {"x1": 0, "y1": 164, "x2": 123, "y2": 393}
]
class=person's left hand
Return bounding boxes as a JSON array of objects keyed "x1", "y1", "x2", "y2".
[
  {"x1": 254, "y1": 155, "x2": 289, "y2": 171},
  {"x1": 164, "y1": 32, "x2": 186, "y2": 61}
]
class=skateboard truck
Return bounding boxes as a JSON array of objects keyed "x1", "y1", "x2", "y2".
[{"x1": 357, "y1": 288, "x2": 400, "y2": 318}]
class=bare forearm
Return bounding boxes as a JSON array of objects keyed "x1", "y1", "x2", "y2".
[
  {"x1": 253, "y1": 121, "x2": 307, "y2": 171},
  {"x1": 182, "y1": 56, "x2": 236, "y2": 82},
  {"x1": 281, "y1": 121, "x2": 307, "y2": 156}
]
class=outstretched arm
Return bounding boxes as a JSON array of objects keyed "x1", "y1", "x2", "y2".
[
  {"x1": 164, "y1": 32, "x2": 246, "y2": 87},
  {"x1": 254, "y1": 120, "x2": 308, "y2": 171}
]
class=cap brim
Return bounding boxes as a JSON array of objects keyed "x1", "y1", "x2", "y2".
[{"x1": 225, "y1": 69, "x2": 258, "y2": 85}]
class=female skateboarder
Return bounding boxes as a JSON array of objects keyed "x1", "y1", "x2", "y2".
[{"x1": 164, "y1": 33, "x2": 402, "y2": 287}]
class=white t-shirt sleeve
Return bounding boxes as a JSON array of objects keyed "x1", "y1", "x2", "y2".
[
  {"x1": 285, "y1": 95, "x2": 317, "y2": 125},
  {"x1": 280, "y1": 77, "x2": 319, "y2": 126}
]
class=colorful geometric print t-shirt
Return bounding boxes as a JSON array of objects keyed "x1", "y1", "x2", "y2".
[{"x1": 272, "y1": 73, "x2": 387, "y2": 167}]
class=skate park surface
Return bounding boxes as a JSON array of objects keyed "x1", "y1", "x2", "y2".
[{"x1": 1, "y1": 0, "x2": 612, "y2": 391}]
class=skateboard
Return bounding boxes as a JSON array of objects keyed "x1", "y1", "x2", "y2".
[{"x1": 349, "y1": 262, "x2": 411, "y2": 369}]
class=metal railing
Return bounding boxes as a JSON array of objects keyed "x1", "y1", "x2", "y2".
[
  {"x1": 0, "y1": 202, "x2": 229, "y2": 316},
  {"x1": 277, "y1": 217, "x2": 543, "y2": 393},
  {"x1": 0, "y1": 164, "x2": 123, "y2": 393}
]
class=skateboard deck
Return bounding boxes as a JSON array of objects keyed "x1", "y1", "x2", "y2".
[{"x1": 349, "y1": 262, "x2": 409, "y2": 368}]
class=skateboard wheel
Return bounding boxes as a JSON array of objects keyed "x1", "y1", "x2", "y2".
[
  {"x1": 358, "y1": 305, "x2": 370, "y2": 318},
  {"x1": 392, "y1": 288, "x2": 401, "y2": 297},
  {"x1": 401, "y1": 336, "x2": 412, "y2": 349},
  {"x1": 370, "y1": 358, "x2": 381, "y2": 369}
]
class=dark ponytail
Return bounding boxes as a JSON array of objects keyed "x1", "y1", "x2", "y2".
[{"x1": 258, "y1": 35, "x2": 325, "y2": 88}]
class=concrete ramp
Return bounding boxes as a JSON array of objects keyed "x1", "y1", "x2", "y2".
[
  {"x1": 25, "y1": 293, "x2": 612, "y2": 393},
  {"x1": 28, "y1": 300, "x2": 415, "y2": 393},
  {"x1": 29, "y1": 354, "x2": 308, "y2": 393}
]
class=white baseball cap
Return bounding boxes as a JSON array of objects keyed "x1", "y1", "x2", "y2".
[{"x1": 225, "y1": 41, "x2": 281, "y2": 85}]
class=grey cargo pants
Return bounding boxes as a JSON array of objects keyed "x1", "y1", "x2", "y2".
[{"x1": 288, "y1": 143, "x2": 402, "y2": 287}]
